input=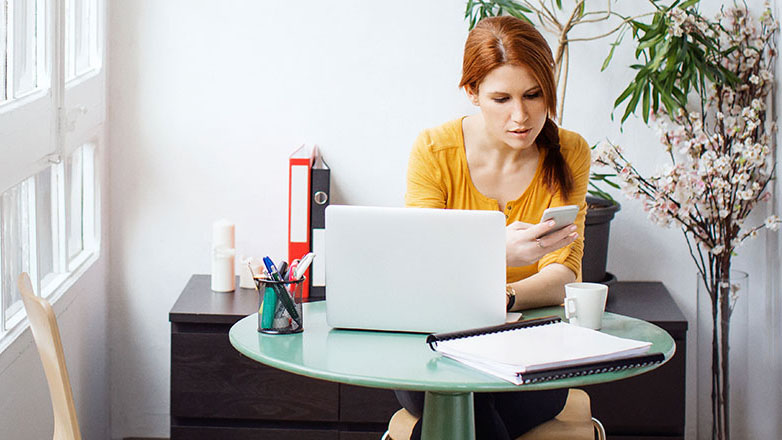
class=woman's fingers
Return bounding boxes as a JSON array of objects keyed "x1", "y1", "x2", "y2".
[
  {"x1": 536, "y1": 224, "x2": 578, "y2": 250},
  {"x1": 529, "y1": 219, "x2": 560, "y2": 238}
]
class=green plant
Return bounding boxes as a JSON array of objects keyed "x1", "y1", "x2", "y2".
[{"x1": 611, "y1": 1, "x2": 741, "y2": 123}]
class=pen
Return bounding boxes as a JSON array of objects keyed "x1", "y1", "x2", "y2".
[
  {"x1": 294, "y1": 252, "x2": 315, "y2": 280},
  {"x1": 289, "y1": 259, "x2": 300, "y2": 281},
  {"x1": 287, "y1": 259, "x2": 300, "y2": 291},
  {"x1": 262, "y1": 256, "x2": 302, "y2": 326}
]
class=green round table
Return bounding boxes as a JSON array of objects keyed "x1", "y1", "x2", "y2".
[{"x1": 230, "y1": 301, "x2": 675, "y2": 440}]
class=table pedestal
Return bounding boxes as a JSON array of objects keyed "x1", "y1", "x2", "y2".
[{"x1": 422, "y1": 391, "x2": 475, "y2": 440}]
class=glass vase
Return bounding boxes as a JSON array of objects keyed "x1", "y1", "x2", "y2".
[{"x1": 696, "y1": 270, "x2": 749, "y2": 440}]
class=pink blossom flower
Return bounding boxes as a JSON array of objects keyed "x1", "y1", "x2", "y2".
[{"x1": 598, "y1": 6, "x2": 778, "y2": 274}]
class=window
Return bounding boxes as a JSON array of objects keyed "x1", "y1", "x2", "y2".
[
  {"x1": 35, "y1": 164, "x2": 57, "y2": 290},
  {"x1": 1, "y1": 177, "x2": 33, "y2": 329},
  {"x1": 0, "y1": 0, "x2": 103, "y2": 342},
  {"x1": 0, "y1": 0, "x2": 46, "y2": 102},
  {"x1": 1, "y1": 2, "x2": 6, "y2": 101},
  {"x1": 66, "y1": 0, "x2": 99, "y2": 80}
]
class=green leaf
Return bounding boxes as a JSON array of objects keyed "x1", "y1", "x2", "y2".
[
  {"x1": 671, "y1": 87, "x2": 688, "y2": 108},
  {"x1": 652, "y1": 86, "x2": 660, "y2": 113},
  {"x1": 642, "y1": 83, "x2": 650, "y2": 123},
  {"x1": 620, "y1": 81, "x2": 645, "y2": 123},
  {"x1": 587, "y1": 182, "x2": 617, "y2": 202},
  {"x1": 613, "y1": 83, "x2": 635, "y2": 108},
  {"x1": 601, "y1": 43, "x2": 618, "y2": 71},
  {"x1": 637, "y1": 34, "x2": 664, "y2": 53},
  {"x1": 660, "y1": 92, "x2": 677, "y2": 116},
  {"x1": 649, "y1": 46, "x2": 668, "y2": 70}
]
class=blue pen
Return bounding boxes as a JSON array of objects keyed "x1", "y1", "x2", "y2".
[{"x1": 262, "y1": 256, "x2": 302, "y2": 326}]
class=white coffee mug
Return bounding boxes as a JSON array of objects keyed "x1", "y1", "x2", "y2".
[{"x1": 564, "y1": 282, "x2": 608, "y2": 330}]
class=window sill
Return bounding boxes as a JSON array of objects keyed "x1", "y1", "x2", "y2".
[
  {"x1": 65, "y1": 66, "x2": 103, "y2": 90},
  {"x1": 0, "y1": 88, "x2": 51, "y2": 114},
  {"x1": 0, "y1": 248, "x2": 101, "y2": 356}
]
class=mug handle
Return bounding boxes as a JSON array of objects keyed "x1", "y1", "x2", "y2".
[{"x1": 565, "y1": 297, "x2": 578, "y2": 320}]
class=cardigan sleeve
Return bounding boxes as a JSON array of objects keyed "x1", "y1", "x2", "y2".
[{"x1": 405, "y1": 131, "x2": 447, "y2": 209}]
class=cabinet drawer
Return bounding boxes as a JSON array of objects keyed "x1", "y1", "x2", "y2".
[
  {"x1": 340, "y1": 431, "x2": 387, "y2": 440},
  {"x1": 172, "y1": 425, "x2": 338, "y2": 440},
  {"x1": 584, "y1": 338, "x2": 686, "y2": 436},
  {"x1": 340, "y1": 385, "x2": 399, "y2": 423},
  {"x1": 171, "y1": 331, "x2": 339, "y2": 421}
]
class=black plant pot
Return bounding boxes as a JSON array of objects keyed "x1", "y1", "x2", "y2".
[{"x1": 582, "y1": 196, "x2": 621, "y2": 283}]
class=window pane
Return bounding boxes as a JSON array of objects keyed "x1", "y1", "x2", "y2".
[
  {"x1": 66, "y1": 147, "x2": 83, "y2": 261},
  {"x1": 73, "y1": 0, "x2": 87, "y2": 75},
  {"x1": 35, "y1": 166, "x2": 55, "y2": 284},
  {"x1": 64, "y1": 0, "x2": 73, "y2": 78},
  {"x1": 66, "y1": 0, "x2": 96, "y2": 79},
  {"x1": 87, "y1": 0, "x2": 97, "y2": 69},
  {"x1": 1, "y1": 177, "x2": 34, "y2": 327},
  {"x1": 81, "y1": 143, "x2": 95, "y2": 249},
  {"x1": 12, "y1": 0, "x2": 39, "y2": 96},
  {"x1": 1, "y1": 0, "x2": 8, "y2": 101}
]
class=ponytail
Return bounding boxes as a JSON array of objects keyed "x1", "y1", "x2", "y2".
[{"x1": 538, "y1": 118, "x2": 573, "y2": 200}]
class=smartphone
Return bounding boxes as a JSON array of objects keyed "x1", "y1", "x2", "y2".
[{"x1": 540, "y1": 205, "x2": 578, "y2": 232}]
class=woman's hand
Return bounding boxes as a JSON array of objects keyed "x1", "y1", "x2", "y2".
[{"x1": 505, "y1": 220, "x2": 578, "y2": 267}]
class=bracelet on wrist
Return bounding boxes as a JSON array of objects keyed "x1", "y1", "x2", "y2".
[{"x1": 505, "y1": 284, "x2": 516, "y2": 312}]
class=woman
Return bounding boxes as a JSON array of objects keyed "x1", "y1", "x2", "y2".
[{"x1": 397, "y1": 15, "x2": 591, "y2": 439}]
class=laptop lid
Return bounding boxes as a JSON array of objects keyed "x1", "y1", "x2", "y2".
[{"x1": 325, "y1": 205, "x2": 506, "y2": 333}]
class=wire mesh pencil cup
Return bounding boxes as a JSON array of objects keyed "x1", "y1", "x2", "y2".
[{"x1": 254, "y1": 276, "x2": 304, "y2": 334}]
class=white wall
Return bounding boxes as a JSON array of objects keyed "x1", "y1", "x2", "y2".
[
  {"x1": 108, "y1": 1, "x2": 781, "y2": 438},
  {"x1": 0, "y1": 142, "x2": 111, "y2": 439}
]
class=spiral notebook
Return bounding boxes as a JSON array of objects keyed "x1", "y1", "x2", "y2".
[{"x1": 426, "y1": 316, "x2": 664, "y2": 385}]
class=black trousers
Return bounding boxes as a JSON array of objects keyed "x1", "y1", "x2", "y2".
[{"x1": 394, "y1": 388, "x2": 568, "y2": 440}]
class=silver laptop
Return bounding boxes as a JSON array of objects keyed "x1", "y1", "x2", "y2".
[{"x1": 325, "y1": 205, "x2": 506, "y2": 333}]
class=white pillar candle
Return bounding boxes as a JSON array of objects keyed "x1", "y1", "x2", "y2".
[
  {"x1": 211, "y1": 219, "x2": 236, "y2": 292},
  {"x1": 212, "y1": 219, "x2": 235, "y2": 248}
]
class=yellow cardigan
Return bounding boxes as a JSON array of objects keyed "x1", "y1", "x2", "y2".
[{"x1": 405, "y1": 117, "x2": 590, "y2": 283}]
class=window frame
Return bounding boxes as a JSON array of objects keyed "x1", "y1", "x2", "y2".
[{"x1": 0, "y1": 0, "x2": 104, "y2": 350}]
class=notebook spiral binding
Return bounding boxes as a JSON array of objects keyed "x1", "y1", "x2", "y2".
[
  {"x1": 426, "y1": 316, "x2": 561, "y2": 350},
  {"x1": 518, "y1": 354, "x2": 665, "y2": 384}
]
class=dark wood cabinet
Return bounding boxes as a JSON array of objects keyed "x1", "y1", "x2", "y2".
[
  {"x1": 170, "y1": 275, "x2": 687, "y2": 439},
  {"x1": 585, "y1": 282, "x2": 688, "y2": 439}
]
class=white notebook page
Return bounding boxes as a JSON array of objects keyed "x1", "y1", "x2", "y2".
[{"x1": 434, "y1": 322, "x2": 651, "y2": 374}]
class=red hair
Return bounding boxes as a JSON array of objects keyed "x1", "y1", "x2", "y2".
[
  {"x1": 459, "y1": 16, "x2": 557, "y2": 118},
  {"x1": 459, "y1": 16, "x2": 573, "y2": 199}
]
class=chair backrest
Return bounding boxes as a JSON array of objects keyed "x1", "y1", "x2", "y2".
[{"x1": 18, "y1": 273, "x2": 82, "y2": 440}]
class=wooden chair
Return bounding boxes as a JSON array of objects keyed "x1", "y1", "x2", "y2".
[
  {"x1": 383, "y1": 388, "x2": 606, "y2": 440},
  {"x1": 18, "y1": 273, "x2": 82, "y2": 440}
]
